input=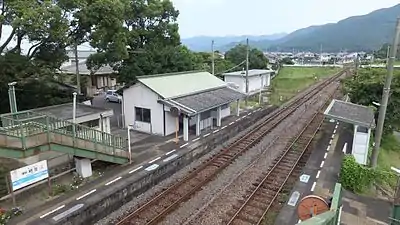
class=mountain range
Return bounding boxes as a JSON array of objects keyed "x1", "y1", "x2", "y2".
[{"x1": 182, "y1": 3, "x2": 400, "y2": 52}]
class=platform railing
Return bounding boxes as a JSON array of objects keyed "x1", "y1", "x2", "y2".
[{"x1": 0, "y1": 111, "x2": 128, "y2": 157}]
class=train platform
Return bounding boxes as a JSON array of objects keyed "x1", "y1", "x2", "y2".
[
  {"x1": 275, "y1": 119, "x2": 392, "y2": 225},
  {"x1": 9, "y1": 106, "x2": 273, "y2": 225}
]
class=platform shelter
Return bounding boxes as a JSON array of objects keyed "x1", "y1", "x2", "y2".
[{"x1": 324, "y1": 99, "x2": 375, "y2": 165}]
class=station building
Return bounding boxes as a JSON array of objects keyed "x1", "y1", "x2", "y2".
[
  {"x1": 222, "y1": 69, "x2": 273, "y2": 94},
  {"x1": 123, "y1": 71, "x2": 246, "y2": 141}
]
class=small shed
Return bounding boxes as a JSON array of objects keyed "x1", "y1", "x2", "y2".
[
  {"x1": 324, "y1": 99, "x2": 375, "y2": 165},
  {"x1": 222, "y1": 69, "x2": 273, "y2": 95}
]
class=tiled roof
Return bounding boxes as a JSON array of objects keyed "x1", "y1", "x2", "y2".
[
  {"x1": 223, "y1": 69, "x2": 274, "y2": 77},
  {"x1": 59, "y1": 62, "x2": 116, "y2": 75}
]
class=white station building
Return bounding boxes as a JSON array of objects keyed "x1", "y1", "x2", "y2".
[
  {"x1": 222, "y1": 69, "x2": 273, "y2": 94},
  {"x1": 123, "y1": 71, "x2": 246, "y2": 141}
]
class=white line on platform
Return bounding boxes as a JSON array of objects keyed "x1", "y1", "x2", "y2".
[
  {"x1": 248, "y1": 112, "x2": 252, "y2": 115},
  {"x1": 229, "y1": 122, "x2": 234, "y2": 125},
  {"x1": 236, "y1": 118, "x2": 240, "y2": 122},
  {"x1": 180, "y1": 143, "x2": 189, "y2": 148},
  {"x1": 324, "y1": 152, "x2": 328, "y2": 159},
  {"x1": 39, "y1": 205, "x2": 65, "y2": 218},
  {"x1": 105, "y1": 177, "x2": 122, "y2": 186},
  {"x1": 327, "y1": 145, "x2": 330, "y2": 151},
  {"x1": 192, "y1": 137, "x2": 200, "y2": 142},
  {"x1": 320, "y1": 161, "x2": 325, "y2": 168},
  {"x1": 76, "y1": 189, "x2": 96, "y2": 200},
  {"x1": 221, "y1": 126, "x2": 227, "y2": 130},
  {"x1": 311, "y1": 182, "x2": 317, "y2": 192},
  {"x1": 335, "y1": 124, "x2": 338, "y2": 129},
  {"x1": 242, "y1": 115, "x2": 247, "y2": 118},
  {"x1": 148, "y1": 157, "x2": 161, "y2": 164},
  {"x1": 213, "y1": 129, "x2": 220, "y2": 134},
  {"x1": 331, "y1": 134, "x2": 335, "y2": 139},
  {"x1": 329, "y1": 139, "x2": 333, "y2": 145},
  {"x1": 129, "y1": 166, "x2": 143, "y2": 174},
  {"x1": 316, "y1": 170, "x2": 321, "y2": 179},
  {"x1": 204, "y1": 133, "x2": 210, "y2": 137},
  {"x1": 297, "y1": 219, "x2": 302, "y2": 224},
  {"x1": 333, "y1": 129, "x2": 337, "y2": 134},
  {"x1": 165, "y1": 149, "x2": 176, "y2": 155}
]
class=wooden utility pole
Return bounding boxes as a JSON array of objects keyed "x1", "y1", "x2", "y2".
[
  {"x1": 245, "y1": 38, "x2": 249, "y2": 106},
  {"x1": 370, "y1": 17, "x2": 400, "y2": 168}
]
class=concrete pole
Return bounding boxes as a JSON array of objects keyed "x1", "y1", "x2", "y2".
[
  {"x1": 8, "y1": 82, "x2": 17, "y2": 113},
  {"x1": 259, "y1": 74, "x2": 263, "y2": 105},
  {"x1": 245, "y1": 38, "x2": 249, "y2": 106},
  {"x1": 386, "y1": 45, "x2": 391, "y2": 69},
  {"x1": 370, "y1": 17, "x2": 400, "y2": 168},
  {"x1": 74, "y1": 44, "x2": 81, "y2": 94},
  {"x1": 211, "y1": 40, "x2": 215, "y2": 75},
  {"x1": 72, "y1": 92, "x2": 77, "y2": 138}
]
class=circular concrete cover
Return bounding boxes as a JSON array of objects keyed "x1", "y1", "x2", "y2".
[{"x1": 297, "y1": 195, "x2": 329, "y2": 221}]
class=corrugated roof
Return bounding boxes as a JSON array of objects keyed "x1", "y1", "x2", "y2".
[
  {"x1": 223, "y1": 69, "x2": 273, "y2": 77},
  {"x1": 138, "y1": 71, "x2": 227, "y2": 99}
]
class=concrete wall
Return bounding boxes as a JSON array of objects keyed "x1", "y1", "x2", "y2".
[
  {"x1": 224, "y1": 74, "x2": 271, "y2": 93},
  {"x1": 46, "y1": 106, "x2": 277, "y2": 225},
  {"x1": 224, "y1": 76, "x2": 245, "y2": 92},
  {"x1": 123, "y1": 83, "x2": 164, "y2": 135}
]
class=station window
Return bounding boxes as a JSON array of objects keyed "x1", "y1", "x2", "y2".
[
  {"x1": 135, "y1": 107, "x2": 151, "y2": 123},
  {"x1": 200, "y1": 111, "x2": 211, "y2": 120}
]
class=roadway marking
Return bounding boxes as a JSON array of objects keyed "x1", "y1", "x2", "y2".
[
  {"x1": 229, "y1": 122, "x2": 234, "y2": 125},
  {"x1": 39, "y1": 205, "x2": 65, "y2": 218},
  {"x1": 324, "y1": 152, "x2": 328, "y2": 159},
  {"x1": 105, "y1": 177, "x2": 122, "y2": 186},
  {"x1": 213, "y1": 129, "x2": 220, "y2": 134},
  {"x1": 316, "y1": 170, "x2": 321, "y2": 179},
  {"x1": 320, "y1": 161, "x2": 325, "y2": 168},
  {"x1": 76, "y1": 189, "x2": 96, "y2": 200},
  {"x1": 165, "y1": 149, "x2": 176, "y2": 155},
  {"x1": 180, "y1": 143, "x2": 189, "y2": 148},
  {"x1": 221, "y1": 125, "x2": 227, "y2": 130},
  {"x1": 148, "y1": 157, "x2": 161, "y2": 164},
  {"x1": 203, "y1": 133, "x2": 210, "y2": 137},
  {"x1": 311, "y1": 182, "x2": 317, "y2": 192},
  {"x1": 129, "y1": 166, "x2": 143, "y2": 174},
  {"x1": 192, "y1": 137, "x2": 200, "y2": 142}
]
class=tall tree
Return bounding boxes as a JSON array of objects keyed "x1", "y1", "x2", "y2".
[{"x1": 225, "y1": 44, "x2": 269, "y2": 70}]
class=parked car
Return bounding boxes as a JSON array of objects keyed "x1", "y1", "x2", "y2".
[{"x1": 105, "y1": 90, "x2": 122, "y2": 103}]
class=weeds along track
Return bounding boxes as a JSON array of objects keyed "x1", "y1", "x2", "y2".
[{"x1": 115, "y1": 70, "x2": 347, "y2": 225}]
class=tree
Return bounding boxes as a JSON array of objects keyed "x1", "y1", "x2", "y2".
[
  {"x1": 224, "y1": 44, "x2": 269, "y2": 70},
  {"x1": 281, "y1": 57, "x2": 294, "y2": 65},
  {"x1": 342, "y1": 68, "x2": 400, "y2": 134}
]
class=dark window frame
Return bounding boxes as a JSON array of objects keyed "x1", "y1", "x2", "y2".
[{"x1": 135, "y1": 107, "x2": 151, "y2": 123}]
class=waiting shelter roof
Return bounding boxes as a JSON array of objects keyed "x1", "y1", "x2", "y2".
[{"x1": 324, "y1": 99, "x2": 375, "y2": 128}]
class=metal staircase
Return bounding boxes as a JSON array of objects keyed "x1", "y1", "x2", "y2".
[{"x1": 0, "y1": 111, "x2": 129, "y2": 164}]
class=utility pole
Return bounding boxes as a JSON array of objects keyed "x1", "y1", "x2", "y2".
[
  {"x1": 8, "y1": 82, "x2": 17, "y2": 114},
  {"x1": 386, "y1": 45, "x2": 391, "y2": 69},
  {"x1": 245, "y1": 38, "x2": 249, "y2": 106},
  {"x1": 370, "y1": 17, "x2": 400, "y2": 168},
  {"x1": 211, "y1": 40, "x2": 215, "y2": 75},
  {"x1": 74, "y1": 43, "x2": 81, "y2": 94}
]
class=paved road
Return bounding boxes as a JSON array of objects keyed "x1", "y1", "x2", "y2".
[{"x1": 92, "y1": 94, "x2": 123, "y2": 129}]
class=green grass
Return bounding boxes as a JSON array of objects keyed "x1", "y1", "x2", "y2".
[
  {"x1": 269, "y1": 67, "x2": 341, "y2": 105},
  {"x1": 377, "y1": 134, "x2": 400, "y2": 169}
]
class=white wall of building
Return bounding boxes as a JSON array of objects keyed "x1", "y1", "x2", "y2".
[
  {"x1": 164, "y1": 106, "x2": 178, "y2": 136},
  {"x1": 123, "y1": 83, "x2": 164, "y2": 135},
  {"x1": 352, "y1": 125, "x2": 370, "y2": 165},
  {"x1": 224, "y1": 74, "x2": 271, "y2": 93}
]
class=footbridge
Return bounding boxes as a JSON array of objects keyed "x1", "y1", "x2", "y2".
[{"x1": 0, "y1": 111, "x2": 129, "y2": 164}]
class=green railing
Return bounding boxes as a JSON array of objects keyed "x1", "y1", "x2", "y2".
[
  {"x1": 299, "y1": 183, "x2": 343, "y2": 225},
  {"x1": 0, "y1": 111, "x2": 128, "y2": 157}
]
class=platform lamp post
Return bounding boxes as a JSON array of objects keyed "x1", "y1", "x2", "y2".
[
  {"x1": 8, "y1": 81, "x2": 18, "y2": 114},
  {"x1": 127, "y1": 125, "x2": 132, "y2": 164}
]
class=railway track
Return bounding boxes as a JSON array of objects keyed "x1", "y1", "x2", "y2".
[
  {"x1": 225, "y1": 109, "x2": 326, "y2": 225},
  {"x1": 116, "y1": 70, "x2": 346, "y2": 225}
]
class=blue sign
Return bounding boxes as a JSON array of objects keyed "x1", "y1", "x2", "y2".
[{"x1": 10, "y1": 160, "x2": 49, "y2": 191}]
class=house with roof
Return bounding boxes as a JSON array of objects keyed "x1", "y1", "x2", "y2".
[
  {"x1": 222, "y1": 69, "x2": 273, "y2": 95},
  {"x1": 123, "y1": 71, "x2": 246, "y2": 141}
]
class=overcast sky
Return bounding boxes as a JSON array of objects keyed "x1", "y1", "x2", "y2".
[{"x1": 172, "y1": 0, "x2": 400, "y2": 38}]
